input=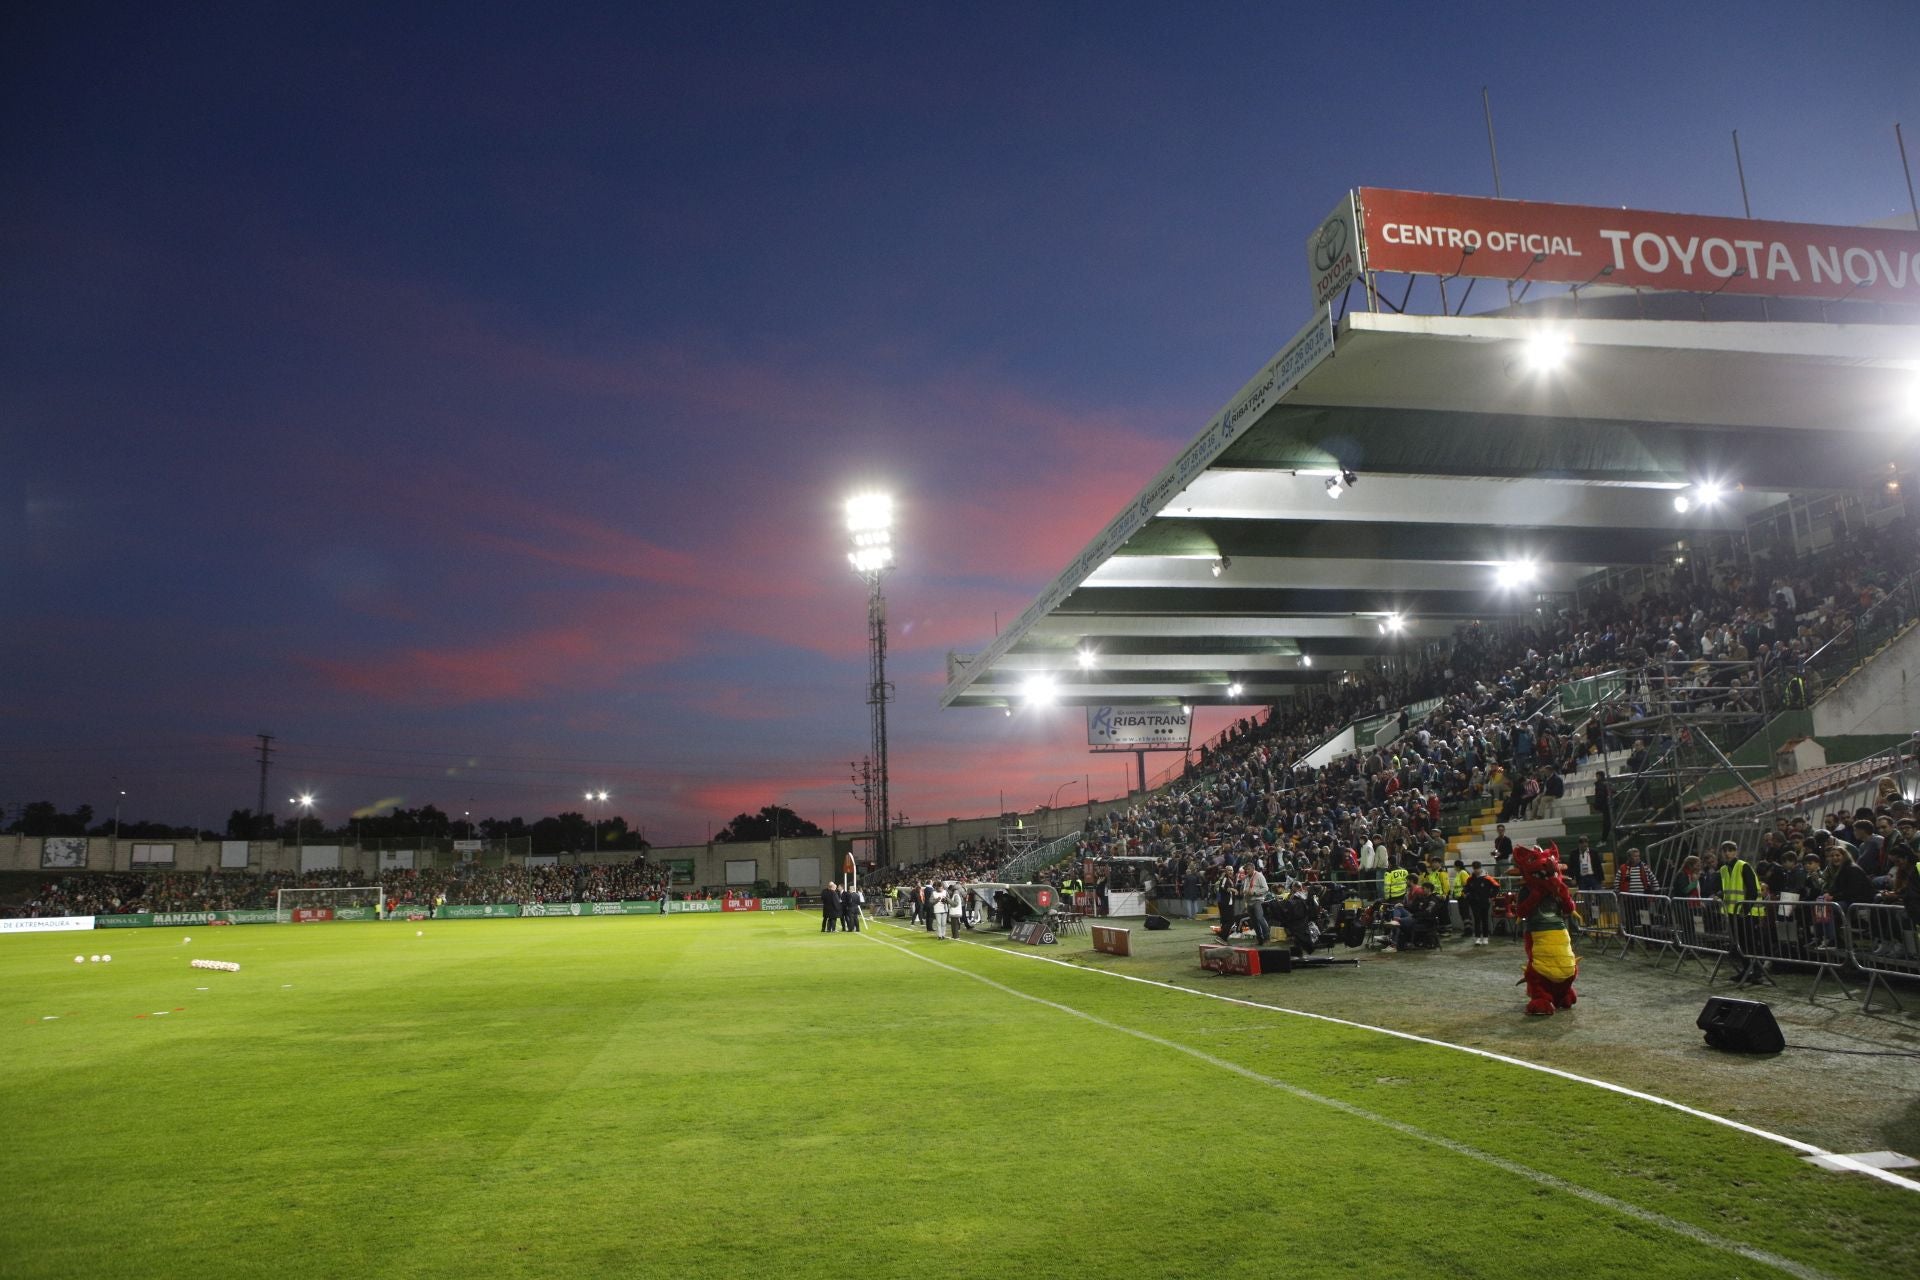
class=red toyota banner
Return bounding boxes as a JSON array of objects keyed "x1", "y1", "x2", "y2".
[{"x1": 1355, "y1": 187, "x2": 1920, "y2": 305}]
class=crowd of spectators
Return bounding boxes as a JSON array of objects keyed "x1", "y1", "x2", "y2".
[
  {"x1": 862, "y1": 515, "x2": 1920, "y2": 944},
  {"x1": 14, "y1": 858, "x2": 673, "y2": 918}
]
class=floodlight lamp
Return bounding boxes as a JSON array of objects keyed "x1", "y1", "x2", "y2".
[
  {"x1": 1301, "y1": 654, "x2": 1313, "y2": 668},
  {"x1": 1324, "y1": 476, "x2": 1344, "y2": 499},
  {"x1": 1076, "y1": 647, "x2": 1097, "y2": 670},
  {"x1": 1696, "y1": 481, "x2": 1725, "y2": 505},
  {"x1": 1495, "y1": 559, "x2": 1537, "y2": 589},
  {"x1": 847, "y1": 545, "x2": 894, "y2": 574},
  {"x1": 844, "y1": 492, "x2": 893, "y2": 534},
  {"x1": 1673, "y1": 493, "x2": 1692, "y2": 513},
  {"x1": 1524, "y1": 331, "x2": 1570, "y2": 373},
  {"x1": 1226, "y1": 682, "x2": 1243, "y2": 699},
  {"x1": 1021, "y1": 675, "x2": 1056, "y2": 707},
  {"x1": 1211, "y1": 555, "x2": 1231, "y2": 577},
  {"x1": 1382, "y1": 613, "x2": 1406, "y2": 634},
  {"x1": 1180, "y1": 705, "x2": 1192, "y2": 716}
]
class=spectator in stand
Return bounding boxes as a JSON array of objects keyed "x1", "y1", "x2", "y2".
[
  {"x1": 1492, "y1": 824, "x2": 1514, "y2": 868},
  {"x1": 1615, "y1": 847, "x2": 1659, "y2": 895},
  {"x1": 1673, "y1": 855, "x2": 1704, "y2": 900},
  {"x1": 1570, "y1": 837, "x2": 1600, "y2": 891}
]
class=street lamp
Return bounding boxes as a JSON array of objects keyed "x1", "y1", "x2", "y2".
[
  {"x1": 846, "y1": 491, "x2": 895, "y2": 868},
  {"x1": 290, "y1": 794, "x2": 315, "y2": 859},
  {"x1": 1046, "y1": 779, "x2": 1080, "y2": 810},
  {"x1": 585, "y1": 790, "x2": 609, "y2": 854}
]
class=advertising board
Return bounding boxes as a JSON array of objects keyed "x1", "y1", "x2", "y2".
[{"x1": 1354, "y1": 187, "x2": 1920, "y2": 305}]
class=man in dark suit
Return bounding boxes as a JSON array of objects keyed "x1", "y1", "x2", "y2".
[
  {"x1": 840, "y1": 882, "x2": 861, "y2": 932},
  {"x1": 821, "y1": 881, "x2": 840, "y2": 933}
]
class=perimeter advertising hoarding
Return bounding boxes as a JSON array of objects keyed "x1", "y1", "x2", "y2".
[
  {"x1": 1, "y1": 916, "x2": 95, "y2": 933},
  {"x1": 1087, "y1": 705, "x2": 1192, "y2": 750},
  {"x1": 1352, "y1": 187, "x2": 1920, "y2": 306}
]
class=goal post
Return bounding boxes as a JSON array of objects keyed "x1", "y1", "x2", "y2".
[{"x1": 275, "y1": 885, "x2": 386, "y2": 924}]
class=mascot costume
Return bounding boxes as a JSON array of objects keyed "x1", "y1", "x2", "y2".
[{"x1": 1508, "y1": 843, "x2": 1580, "y2": 1016}]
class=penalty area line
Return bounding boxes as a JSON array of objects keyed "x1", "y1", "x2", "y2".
[
  {"x1": 871, "y1": 917, "x2": 1920, "y2": 1196},
  {"x1": 862, "y1": 925, "x2": 1836, "y2": 1280}
]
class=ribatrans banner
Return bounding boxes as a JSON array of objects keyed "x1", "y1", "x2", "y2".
[
  {"x1": 1354, "y1": 187, "x2": 1920, "y2": 305},
  {"x1": 1087, "y1": 705, "x2": 1192, "y2": 749}
]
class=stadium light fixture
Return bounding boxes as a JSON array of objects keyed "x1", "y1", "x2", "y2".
[
  {"x1": 1523, "y1": 330, "x2": 1571, "y2": 373},
  {"x1": 1180, "y1": 704, "x2": 1192, "y2": 715},
  {"x1": 1300, "y1": 654, "x2": 1313, "y2": 668},
  {"x1": 1226, "y1": 682, "x2": 1243, "y2": 699},
  {"x1": 1075, "y1": 647, "x2": 1097, "y2": 670},
  {"x1": 1210, "y1": 555, "x2": 1231, "y2": 577},
  {"x1": 845, "y1": 492, "x2": 894, "y2": 574},
  {"x1": 1377, "y1": 613, "x2": 1406, "y2": 635},
  {"x1": 1494, "y1": 559, "x2": 1537, "y2": 589},
  {"x1": 1674, "y1": 480, "x2": 1727, "y2": 514},
  {"x1": 1323, "y1": 469, "x2": 1358, "y2": 500},
  {"x1": 1022, "y1": 674, "x2": 1056, "y2": 707}
]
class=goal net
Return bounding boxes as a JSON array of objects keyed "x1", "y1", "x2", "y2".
[{"x1": 275, "y1": 885, "x2": 385, "y2": 924}]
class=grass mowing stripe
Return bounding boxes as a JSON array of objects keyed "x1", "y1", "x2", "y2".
[
  {"x1": 915, "y1": 919, "x2": 1920, "y2": 1196},
  {"x1": 867, "y1": 922, "x2": 1845, "y2": 1280}
]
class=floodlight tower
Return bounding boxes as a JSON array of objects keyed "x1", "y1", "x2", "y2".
[{"x1": 846, "y1": 492, "x2": 895, "y2": 868}]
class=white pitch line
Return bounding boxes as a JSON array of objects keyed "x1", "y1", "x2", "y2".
[
  {"x1": 863, "y1": 925, "x2": 1836, "y2": 1280},
  {"x1": 873, "y1": 917, "x2": 1920, "y2": 1196}
]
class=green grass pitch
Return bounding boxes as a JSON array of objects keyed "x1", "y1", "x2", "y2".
[{"x1": 3, "y1": 914, "x2": 1914, "y2": 1279}]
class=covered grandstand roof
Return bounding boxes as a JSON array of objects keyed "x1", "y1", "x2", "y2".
[{"x1": 942, "y1": 307, "x2": 1920, "y2": 711}]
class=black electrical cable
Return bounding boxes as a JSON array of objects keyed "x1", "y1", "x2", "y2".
[{"x1": 1781, "y1": 1044, "x2": 1920, "y2": 1058}]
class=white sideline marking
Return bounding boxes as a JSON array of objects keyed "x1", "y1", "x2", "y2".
[
  {"x1": 875, "y1": 918, "x2": 1920, "y2": 1196},
  {"x1": 864, "y1": 927, "x2": 1835, "y2": 1280}
]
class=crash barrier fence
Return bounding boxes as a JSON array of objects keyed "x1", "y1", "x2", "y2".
[{"x1": 1612, "y1": 892, "x2": 1916, "y2": 1012}]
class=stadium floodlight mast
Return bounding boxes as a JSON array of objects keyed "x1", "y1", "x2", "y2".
[
  {"x1": 585, "y1": 790, "x2": 609, "y2": 853},
  {"x1": 846, "y1": 491, "x2": 895, "y2": 868}
]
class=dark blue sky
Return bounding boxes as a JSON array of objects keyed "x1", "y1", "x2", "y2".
[{"x1": 5, "y1": 2, "x2": 1918, "y2": 841}]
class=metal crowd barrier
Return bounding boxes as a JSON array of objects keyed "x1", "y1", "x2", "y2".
[
  {"x1": 1845, "y1": 901, "x2": 1920, "y2": 1013},
  {"x1": 1738, "y1": 898, "x2": 1855, "y2": 1002},
  {"x1": 1572, "y1": 890, "x2": 1621, "y2": 953},
  {"x1": 1665, "y1": 895, "x2": 1732, "y2": 978},
  {"x1": 1604, "y1": 892, "x2": 1918, "y2": 1009},
  {"x1": 1616, "y1": 892, "x2": 1678, "y2": 964}
]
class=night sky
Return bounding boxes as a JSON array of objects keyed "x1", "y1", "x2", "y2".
[{"x1": 5, "y1": 2, "x2": 1918, "y2": 842}]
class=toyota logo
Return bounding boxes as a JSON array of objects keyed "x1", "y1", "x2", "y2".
[{"x1": 1313, "y1": 216, "x2": 1349, "y2": 272}]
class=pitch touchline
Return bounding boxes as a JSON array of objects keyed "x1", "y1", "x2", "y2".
[
  {"x1": 872, "y1": 918, "x2": 1920, "y2": 1196},
  {"x1": 862, "y1": 926, "x2": 1835, "y2": 1280}
]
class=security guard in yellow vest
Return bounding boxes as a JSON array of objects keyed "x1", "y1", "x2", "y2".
[
  {"x1": 1448, "y1": 860, "x2": 1471, "y2": 897},
  {"x1": 1718, "y1": 841, "x2": 1765, "y2": 985},
  {"x1": 1383, "y1": 866, "x2": 1410, "y2": 900},
  {"x1": 1421, "y1": 861, "x2": 1451, "y2": 899}
]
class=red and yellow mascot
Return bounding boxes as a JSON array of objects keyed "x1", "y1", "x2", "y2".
[{"x1": 1508, "y1": 843, "x2": 1580, "y2": 1016}]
